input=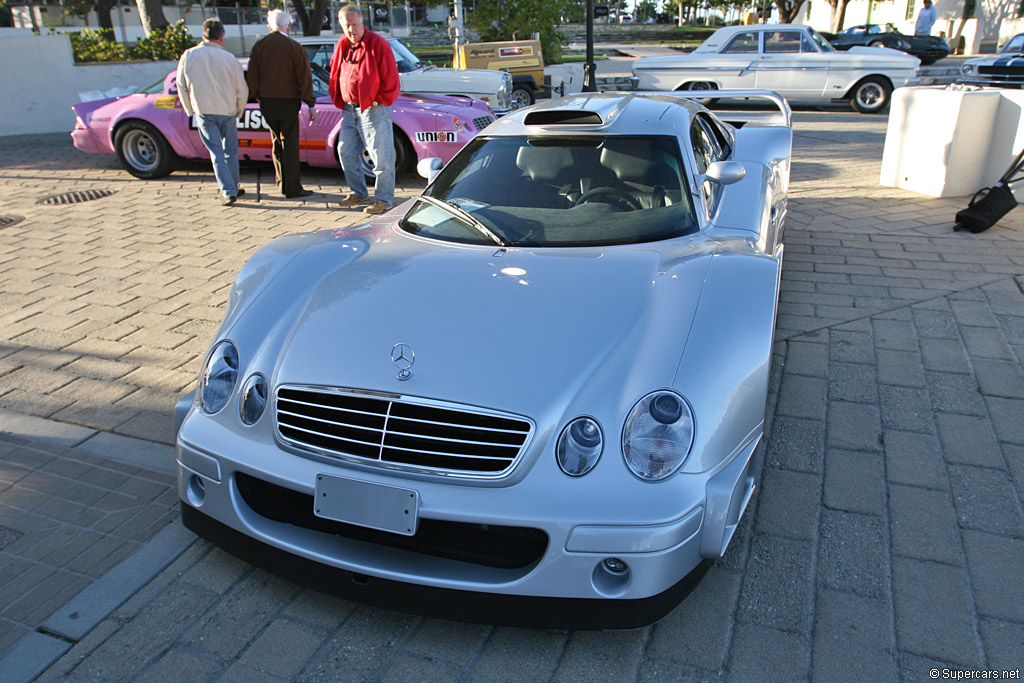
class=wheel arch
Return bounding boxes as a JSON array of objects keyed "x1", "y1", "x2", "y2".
[
  {"x1": 843, "y1": 74, "x2": 894, "y2": 101},
  {"x1": 110, "y1": 115, "x2": 194, "y2": 159}
]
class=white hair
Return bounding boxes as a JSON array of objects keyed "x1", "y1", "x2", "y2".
[{"x1": 267, "y1": 8, "x2": 291, "y2": 31}]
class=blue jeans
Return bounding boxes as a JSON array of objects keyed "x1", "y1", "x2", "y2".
[
  {"x1": 338, "y1": 104, "x2": 395, "y2": 205},
  {"x1": 196, "y1": 113, "x2": 240, "y2": 198}
]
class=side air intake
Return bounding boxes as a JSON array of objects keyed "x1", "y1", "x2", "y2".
[{"x1": 523, "y1": 110, "x2": 603, "y2": 126}]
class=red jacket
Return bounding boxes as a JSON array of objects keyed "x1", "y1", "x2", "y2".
[{"x1": 328, "y1": 29, "x2": 399, "y2": 112}]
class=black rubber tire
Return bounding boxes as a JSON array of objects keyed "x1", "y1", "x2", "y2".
[
  {"x1": 868, "y1": 40, "x2": 887, "y2": 48},
  {"x1": 114, "y1": 120, "x2": 176, "y2": 179},
  {"x1": 678, "y1": 81, "x2": 718, "y2": 107},
  {"x1": 510, "y1": 86, "x2": 535, "y2": 110},
  {"x1": 850, "y1": 76, "x2": 893, "y2": 114},
  {"x1": 360, "y1": 127, "x2": 413, "y2": 183}
]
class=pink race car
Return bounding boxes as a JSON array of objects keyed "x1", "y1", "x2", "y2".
[{"x1": 71, "y1": 64, "x2": 495, "y2": 180}]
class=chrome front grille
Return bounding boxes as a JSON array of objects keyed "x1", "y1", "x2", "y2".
[{"x1": 275, "y1": 386, "x2": 532, "y2": 477}]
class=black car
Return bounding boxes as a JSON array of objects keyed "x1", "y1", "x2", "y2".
[{"x1": 822, "y1": 24, "x2": 950, "y2": 65}]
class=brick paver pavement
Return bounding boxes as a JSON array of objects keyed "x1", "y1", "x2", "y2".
[{"x1": 1, "y1": 107, "x2": 1022, "y2": 681}]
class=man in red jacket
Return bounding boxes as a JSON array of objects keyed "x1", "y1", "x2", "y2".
[{"x1": 329, "y1": 5, "x2": 400, "y2": 214}]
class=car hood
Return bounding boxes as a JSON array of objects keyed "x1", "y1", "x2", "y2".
[{"x1": 254, "y1": 223, "x2": 716, "y2": 418}]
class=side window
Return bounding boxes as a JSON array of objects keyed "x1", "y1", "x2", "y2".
[
  {"x1": 696, "y1": 115, "x2": 732, "y2": 161},
  {"x1": 764, "y1": 31, "x2": 803, "y2": 54},
  {"x1": 801, "y1": 34, "x2": 818, "y2": 52},
  {"x1": 690, "y1": 119, "x2": 716, "y2": 206},
  {"x1": 722, "y1": 32, "x2": 759, "y2": 54}
]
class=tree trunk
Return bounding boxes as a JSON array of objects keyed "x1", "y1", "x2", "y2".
[
  {"x1": 828, "y1": 0, "x2": 850, "y2": 33},
  {"x1": 777, "y1": 0, "x2": 805, "y2": 24},
  {"x1": 135, "y1": 0, "x2": 169, "y2": 35},
  {"x1": 96, "y1": 0, "x2": 116, "y2": 40}
]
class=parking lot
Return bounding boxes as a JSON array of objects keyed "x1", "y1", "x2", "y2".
[{"x1": 0, "y1": 105, "x2": 1022, "y2": 681}]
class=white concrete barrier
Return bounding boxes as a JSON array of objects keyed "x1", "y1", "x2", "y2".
[
  {"x1": 0, "y1": 34, "x2": 178, "y2": 136},
  {"x1": 880, "y1": 86, "x2": 1024, "y2": 197}
]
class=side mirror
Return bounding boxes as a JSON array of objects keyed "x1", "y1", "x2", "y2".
[
  {"x1": 417, "y1": 157, "x2": 443, "y2": 184},
  {"x1": 704, "y1": 160, "x2": 746, "y2": 185}
]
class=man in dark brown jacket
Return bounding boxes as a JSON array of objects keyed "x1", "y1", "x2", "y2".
[{"x1": 246, "y1": 9, "x2": 317, "y2": 198}]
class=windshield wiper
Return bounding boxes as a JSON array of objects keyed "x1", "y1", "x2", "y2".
[{"x1": 418, "y1": 195, "x2": 508, "y2": 246}]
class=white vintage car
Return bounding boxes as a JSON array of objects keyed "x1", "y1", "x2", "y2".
[
  {"x1": 632, "y1": 24, "x2": 920, "y2": 113},
  {"x1": 958, "y1": 33, "x2": 1024, "y2": 89},
  {"x1": 175, "y1": 90, "x2": 791, "y2": 629},
  {"x1": 298, "y1": 36, "x2": 514, "y2": 115}
]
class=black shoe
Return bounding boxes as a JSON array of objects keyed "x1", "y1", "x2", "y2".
[
  {"x1": 221, "y1": 195, "x2": 236, "y2": 206},
  {"x1": 286, "y1": 189, "x2": 314, "y2": 198},
  {"x1": 236, "y1": 188, "x2": 246, "y2": 198}
]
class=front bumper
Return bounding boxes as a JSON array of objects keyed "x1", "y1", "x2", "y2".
[{"x1": 176, "y1": 419, "x2": 760, "y2": 628}]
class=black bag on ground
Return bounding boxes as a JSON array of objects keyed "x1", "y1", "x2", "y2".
[{"x1": 953, "y1": 183, "x2": 1018, "y2": 233}]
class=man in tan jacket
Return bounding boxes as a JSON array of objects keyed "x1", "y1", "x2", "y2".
[
  {"x1": 177, "y1": 18, "x2": 248, "y2": 206},
  {"x1": 246, "y1": 9, "x2": 318, "y2": 198}
]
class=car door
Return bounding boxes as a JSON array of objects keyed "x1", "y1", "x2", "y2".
[
  {"x1": 755, "y1": 30, "x2": 830, "y2": 99},
  {"x1": 713, "y1": 31, "x2": 760, "y2": 89}
]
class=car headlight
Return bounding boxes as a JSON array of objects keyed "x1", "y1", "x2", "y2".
[
  {"x1": 556, "y1": 417, "x2": 603, "y2": 476},
  {"x1": 622, "y1": 391, "x2": 695, "y2": 481},
  {"x1": 896, "y1": 39, "x2": 911, "y2": 50},
  {"x1": 961, "y1": 63, "x2": 975, "y2": 75},
  {"x1": 239, "y1": 373, "x2": 268, "y2": 425},
  {"x1": 200, "y1": 341, "x2": 238, "y2": 414}
]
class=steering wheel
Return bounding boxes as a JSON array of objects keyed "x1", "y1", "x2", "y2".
[{"x1": 572, "y1": 187, "x2": 642, "y2": 211}]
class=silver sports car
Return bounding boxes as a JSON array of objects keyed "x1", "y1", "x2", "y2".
[{"x1": 175, "y1": 90, "x2": 792, "y2": 629}]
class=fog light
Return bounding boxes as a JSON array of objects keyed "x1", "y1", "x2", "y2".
[
  {"x1": 603, "y1": 557, "x2": 628, "y2": 574},
  {"x1": 186, "y1": 474, "x2": 206, "y2": 506}
]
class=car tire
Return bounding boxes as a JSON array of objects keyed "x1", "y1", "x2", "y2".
[
  {"x1": 850, "y1": 76, "x2": 892, "y2": 114},
  {"x1": 678, "y1": 81, "x2": 718, "y2": 106},
  {"x1": 510, "y1": 86, "x2": 535, "y2": 110},
  {"x1": 868, "y1": 40, "x2": 887, "y2": 48},
  {"x1": 360, "y1": 127, "x2": 412, "y2": 183},
  {"x1": 114, "y1": 121, "x2": 176, "y2": 179}
]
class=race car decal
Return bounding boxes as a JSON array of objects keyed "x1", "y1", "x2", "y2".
[
  {"x1": 189, "y1": 109, "x2": 271, "y2": 131},
  {"x1": 153, "y1": 96, "x2": 182, "y2": 110},
  {"x1": 415, "y1": 131, "x2": 458, "y2": 143}
]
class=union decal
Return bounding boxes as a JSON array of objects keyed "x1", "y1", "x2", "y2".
[{"x1": 415, "y1": 131, "x2": 458, "y2": 143}]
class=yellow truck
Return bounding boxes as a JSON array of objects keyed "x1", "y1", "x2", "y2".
[{"x1": 454, "y1": 39, "x2": 545, "y2": 110}]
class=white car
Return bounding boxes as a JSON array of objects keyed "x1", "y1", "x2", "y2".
[
  {"x1": 298, "y1": 36, "x2": 514, "y2": 115},
  {"x1": 632, "y1": 24, "x2": 921, "y2": 113},
  {"x1": 174, "y1": 89, "x2": 792, "y2": 629},
  {"x1": 959, "y1": 33, "x2": 1024, "y2": 89}
]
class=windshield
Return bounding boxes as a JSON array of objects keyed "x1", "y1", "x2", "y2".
[
  {"x1": 140, "y1": 76, "x2": 168, "y2": 95},
  {"x1": 808, "y1": 29, "x2": 835, "y2": 52},
  {"x1": 389, "y1": 39, "x2": 425, "y2": 73},
  {"x1": 401, "y1": 136, "x2": 697, "y2": 248}
]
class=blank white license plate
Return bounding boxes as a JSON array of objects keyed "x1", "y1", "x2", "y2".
[{"x1": 313, "y1": 474, "x2": 419, "y2": 536}]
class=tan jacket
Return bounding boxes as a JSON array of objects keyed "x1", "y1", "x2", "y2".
[{"x1": 176, "y1": 41, "x2": 248, "y2": 118}]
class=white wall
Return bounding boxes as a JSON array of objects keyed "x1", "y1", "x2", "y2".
[{"x1": 0, "y1": 34, "x2": 177, "y2": 136}]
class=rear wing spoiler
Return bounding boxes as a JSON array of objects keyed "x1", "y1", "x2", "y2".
[{"x1": 638, "y1": 89, "x2": 792, "y2": 128}]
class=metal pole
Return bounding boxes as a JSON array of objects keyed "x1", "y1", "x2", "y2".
[
  {"x1": 237, "y1": 0, "x2": 245, "y2": 54},
  {"x1": 583, "y1": 0, "x2": 596, "y2": 91}
]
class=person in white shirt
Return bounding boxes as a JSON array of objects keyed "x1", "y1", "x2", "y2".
[
  {"x1": 915, "y1": 0, "x2": 937, "y2": 36},
  {"x1": 177, "y1": 18, "x2": 249, "y2": 206}
]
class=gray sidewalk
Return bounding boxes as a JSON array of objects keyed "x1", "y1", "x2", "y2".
[{"x1": 0, "y1": 108, "x2": 1022, "y2": 681}]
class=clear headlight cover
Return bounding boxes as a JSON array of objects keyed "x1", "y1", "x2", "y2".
[
  {"x1": 556, "y1": 417, "x2": 603, "y2": 476},
  {"x1": 961, "y1": 63, "x2": 975, "y2": 75},
  {"x1": 622, "y1": 391, "x2": 695, "y2": 481},
  {"x1": 239, "y1": 373, "x2": 268, "y2": 425},
  {"x1": 200, "y1": 341, "x2": 239, "y2": 414}
]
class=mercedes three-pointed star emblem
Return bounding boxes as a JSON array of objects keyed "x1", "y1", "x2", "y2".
[{"x1": 391, "y1": 343, "x2": 415, "y2": 381}]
